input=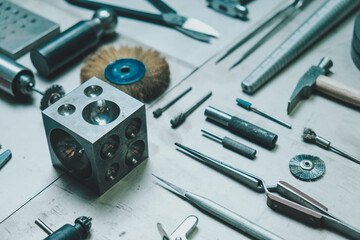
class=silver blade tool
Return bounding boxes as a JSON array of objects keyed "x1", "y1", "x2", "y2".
[
  {"x1": 241, "y1": 0, "x2": 360, "y2": 94},
  {"x1": 153, "y1": 174, "x2": 284, "y2": 240}
]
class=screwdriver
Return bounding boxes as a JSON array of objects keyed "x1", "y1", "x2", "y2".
[
  {"x1": 171, "y1": 91, "x2": 212, "y2": 128},
  {"x1": 153, "y1": 87, "x2": 192, "y2": 118},
  {"x1": 236, "y1": 98, "x2": 292, "y2": 129},
  {"x1": 201, "y1": 129, "x2": 256, "y2": 159}
]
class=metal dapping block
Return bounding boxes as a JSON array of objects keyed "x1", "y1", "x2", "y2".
[{"x1": 42, "y1": 77, "x2": 148, "y2": 195}]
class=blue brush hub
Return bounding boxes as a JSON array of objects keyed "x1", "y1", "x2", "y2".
[{"x1": 104, "y1": 58, "x2": 146, "y2": 85}]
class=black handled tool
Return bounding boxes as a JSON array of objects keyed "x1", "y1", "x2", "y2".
[
  {"x1": 31, "y1": 8, "x2": 118, "y2": 77},
  {"x1": 201, "y1": 128, "x2": 256, "y2": 159},
  {"x1": 153, "y1": 87, "x2": 192, "y2": 118},
  {"x1": 205, "y1": 106, "x2": 278, "y2": 149},
  {"x1": 35, "y1": 216, "x2": 92, "y2": 240},
  {"x1": 66, "y1": 0, "x2": 219, "y2": 42},
  {"x1": 171, "y1": 92, "x2": 212, "y2": 128}
]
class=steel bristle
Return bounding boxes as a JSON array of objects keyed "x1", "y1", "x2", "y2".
[
  {"x1": 302, "y1": 128, "x2": 317, "y2": 142},
  {"x1": 80, "y1": 46, "x2": 170, "y2": 103}
]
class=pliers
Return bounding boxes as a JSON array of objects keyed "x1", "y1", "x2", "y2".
[
  {"x1": 66, "y1": 0, "x2": 219, "y2": 42},
  {"x1": 175, "y1": 142, "x2": 360, "y2": 239}
]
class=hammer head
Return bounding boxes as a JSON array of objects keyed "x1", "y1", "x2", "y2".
[{"x1": 287, "y1": 57, "x2": 333, "y2": 114}]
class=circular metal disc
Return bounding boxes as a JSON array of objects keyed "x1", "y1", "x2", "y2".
[
  {"x1": 289, "y1": 154, "x2": 326, "y2": 181},
  {"x1": 104, "y1": 58, "x2": 146, "y2": 85}
]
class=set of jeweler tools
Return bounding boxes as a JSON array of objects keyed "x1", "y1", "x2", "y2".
[{"x1": 1, "y1": 0, "x2": 360, "y2": 239}]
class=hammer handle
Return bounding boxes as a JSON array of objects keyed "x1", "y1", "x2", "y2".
[{"x1": 315, "y1": 75, "x2": 360, "y2": 108}]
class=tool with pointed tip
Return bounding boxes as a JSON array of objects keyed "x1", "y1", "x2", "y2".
[
  {"x1": 0, "y1": 54, "x2": 65, "y2": 110},
  {"x1": 229, "y1": 0, "x2": 311, "y2": 70},
  {"x1": 167, "y1": 143, "x2": 360, "y2": 240},
  {"x1": 201, "y1": 128, "x2": 256, "y2": 159},
  {"x1": 66, "y1": 0, "x2": 219, "y2": 42},
  {"x1": 241, "y1": 0, "x2": 360, "y2": 94},
  {"x1": 0, "y1": 145, "x2": 12, "y2": 170},
  {"x1": 153, "y1": 87, "x2": 192, "y2": 118},
  {"x1": 175, "y1": 142, "x2": 262, "y2": 191},
  {"x1": 287, "y1": 57, "x2": 360, "y2": 114},
  {"x1": 35, "y1": 216, "x2": 92, "y2": 240},
  {"x1": 236, "y1": 98, "x2": 292, "y2": 129},
  {"x1": 157, "y1": 215, "x2": 198, "y2": 240},
  {"x1": 171, "y1": 92, "x2": 212, "y2": 128},
  {"x1": 302, "y1": 128, "x2": 360, "y2": 165},
  {"x1": 153, "y1": 174, "x2": 284, "y2": 240},
  {"x1": 216, "y1": 0, "x2": 304, "y2": 64},
  {"x1": 204, "y1": 106, "x2": 278, "y2": 149}
]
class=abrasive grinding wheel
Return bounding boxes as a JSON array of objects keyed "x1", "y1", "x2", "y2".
[
  {"x1": 81, "y1": 46, "x2": 170, "y2": 103},
  {"x1": 289, "y1": 154, "x2": 326, "y2": 181}
]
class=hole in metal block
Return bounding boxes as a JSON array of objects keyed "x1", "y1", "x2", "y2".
[
  {"x1": 84, "y1": 85, "x2": 103, "y2": 97},
  {"x1": 58, "y1": 104, "x2": 76, "y2": 116},
  {"x1": 50, "y1": 129, "x2": 92, "y2": 178},
  {"x1": 105, "y1": 163, "x2": 119, "y2": 181},
  {"x1": 82, "y1": 100, "x2": 120, "y2": 125},
  {"x1": 125, "y1": 118, "x2": 141, "y2": 139},
  {"x1": 126, "y1": 140, "x2": 145, "y2": 166},
  {"x1": 100, "y1": 135, "x2": 120, "y2": 159}
]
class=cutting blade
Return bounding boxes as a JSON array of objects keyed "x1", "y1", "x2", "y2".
[{"x1": 182, "y1": 18, "x2": 219, "y2": 38}]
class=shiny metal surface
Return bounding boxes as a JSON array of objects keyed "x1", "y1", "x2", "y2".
[
  {"x1": 0, "y1": 0, "x2": 360, "y2": 239},
  {"x1": 241, "y1": 0, "x2": 360, "y2": 94}
]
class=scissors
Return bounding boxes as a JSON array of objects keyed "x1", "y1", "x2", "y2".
[
  {"x1": 175, "y1": 142, "x2": 360, "y2": 239},
  {"x1": 66, "y1": 0, "x2": 219, "y2": 42}
]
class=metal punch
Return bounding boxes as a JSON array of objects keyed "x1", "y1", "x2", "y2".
[
  {"x1": 157, "y1": 215, "x2": 198, "y2": 240},
  {"x1": 175, "y1": 142, "x2": 360, "y2": 239}
]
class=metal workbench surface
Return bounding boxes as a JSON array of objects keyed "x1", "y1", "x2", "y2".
[{"x1": 0, "y1": 0, "x2": 359, "y2": 239}]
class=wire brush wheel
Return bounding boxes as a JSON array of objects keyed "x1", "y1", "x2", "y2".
[{"x1": 80, "y1": 46, "x2": 170, "y2": 102}]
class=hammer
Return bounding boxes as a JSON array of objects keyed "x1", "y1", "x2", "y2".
[{"x1": 287, "y1": 57, "x2": 360, "y2": 114}]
